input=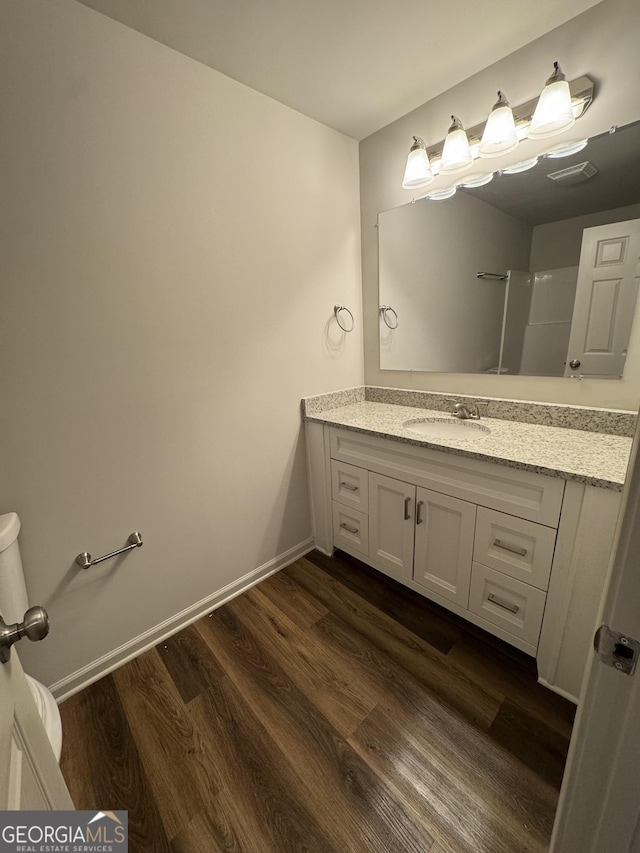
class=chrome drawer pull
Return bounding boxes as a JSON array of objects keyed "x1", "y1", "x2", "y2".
[
  {"x1": 340, "y1": 482, "x2": 359, "y2": 492},
  {"x1": 340, "y1": 522, "x2": 359, "y2": 535},
  {"x1": 416, "y1": 500, "x2": 424, "y2": 525},
  {"x1": 493, "y1": 538, "x2": 527, "y2": 557},
  {"x1": 488, "y1": 593, "x2": 520, "y2": 614},
  {"x1": 404, "y1": 497, "x2": 411, "y2": 521}
]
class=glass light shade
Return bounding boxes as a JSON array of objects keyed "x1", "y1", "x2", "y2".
[
  {"x1": 546, "y1": 138, "x2": 588, "y2": 158},
  {"x1": 426, "y1": 186, "x2": 457, "y2": 201},
  {"x1": 478, "y1": 92, "x2": 519, "y2": 158},
  {"x1": 527, "y1": 62, "x2": 575, "y2": 139},
  {"x1": 402, "y1": 137, "x2": 434, "y2": 189},
  {"x1": 459, "y1": 172, "x2": 494, "y2": 188},
  {"x1": 502, "y1": 157, "x2": 539, "y2": 174},
  {"x1": 438, "y1": 116, "x2": 474, "y2": 175}
]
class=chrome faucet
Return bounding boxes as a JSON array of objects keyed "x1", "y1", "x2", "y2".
[{"x1": 452, "y1": 402, "x2": 481, "y2": 420}]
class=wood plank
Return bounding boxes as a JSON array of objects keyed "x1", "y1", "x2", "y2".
[
  {"x1": 448, "y1": 635, "x2": 576, "y2": 740},
  {"x1": 187, "y1": 679, "x2": 346, "y2": 853},
  {"x1": 170, "y1": 812, "x2": 228, "y2": 853},
  {"x1": 351, "y1": 703, "x2": 556, "y2": 853},
  {"x1": 59, "y1": 694, "x2": 96, "y2": 809},
  {"x1": 307, "y1": 549, "x2": 463, "y2": 653},
  {"x1": 59, "y1": 675, "x2": 172, "y2": 853},
  {"x1": 309, "y1": 609, "x2": 557, "y2": 848},
  {"x1": 489, "y1": 698, "x2": 571, "y2": 789},
  {"x1": 232, "y1": 585, "x2": 378, "y2": 736},
  {"x1": 112, "y1": 648, "x2": 220, "y2": 840},
  {"x1": 258, "y1": 568, "x2": 329, "y2": 628},
  {"x1": 195, "y1": 603, "x2": 434, "y2": 852},
  {"x1": 285, "y1": 557, "x2": 503, "y2": 728},
  {"x1": 157, "y1": 623, "x2": 226, "y2": 704}
]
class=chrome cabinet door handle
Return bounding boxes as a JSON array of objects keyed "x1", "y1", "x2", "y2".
[
  {"x1": 340, "y1": 482, "x2": 359, "y2": 492},
  {"x1": 404, "y1": 497, "x2": 411, "y2": 520},
  {"x1": 340, "y1": 522, "x2": 359, "y2": 535},
  {"x1": 416, "y1": 500, "x2": 424, "y2": 525},
  {"x1": 493, "y1": 538, "x2": 528, "y2": 557},
  {"x1": 487, "y1": 593, "x2": 520, "y2": 614}
]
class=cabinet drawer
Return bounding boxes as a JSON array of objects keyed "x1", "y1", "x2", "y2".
[
  {"x1": 330, "y1": 428, "x2": 564, "y2": 526},
  {"x1": 469, "y1": 563, "x2": 546, "y2": 647},
  {"x1": 474, "y1": 507, "x2": 556, "y2": 591},
  {"x1": 332, "y1": 503, "x2": 369, "y2": 557},
  {"x1": 331, "y1": 460, "x2": 368, "y2": 511}
]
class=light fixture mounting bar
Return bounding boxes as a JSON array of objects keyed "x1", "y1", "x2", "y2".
[{"x1": 424, "y1": 75, "x2": 594, "y2": 161}]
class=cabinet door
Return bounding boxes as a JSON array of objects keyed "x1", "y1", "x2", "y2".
[
  {"x1": 413, "y1": 487, "x2": 476, "y2": 607},
  {"x1": 368, "y1": 473, "x2": 415, "y2": 581}
]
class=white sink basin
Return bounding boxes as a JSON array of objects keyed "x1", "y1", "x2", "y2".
[{"x1": 403, "y1": 417, "x2": 491, "y2": 440}]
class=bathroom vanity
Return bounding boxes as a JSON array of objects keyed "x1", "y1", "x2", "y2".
[{"x1": 303, "y1": 388, "x2": 634, "y2": 702}]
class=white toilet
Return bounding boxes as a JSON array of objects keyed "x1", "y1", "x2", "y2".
[{"x1": 0, "y1": 512, "x2": 63, "y2": 762}]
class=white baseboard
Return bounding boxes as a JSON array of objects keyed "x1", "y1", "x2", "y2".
[
  {"x1": 538, "y1": 676, "x2": 578, "y2": 705},
  {"x1": 51, "y1": 538, "x2": 314, "y2": 703}
]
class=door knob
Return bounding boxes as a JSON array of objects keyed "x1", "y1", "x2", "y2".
[
  {"x1": 569, "y1": 358, "x2": 581, "y2": 369},
  {"x1": 0, "y1": 606, "x2": 50, "y2": 664}
]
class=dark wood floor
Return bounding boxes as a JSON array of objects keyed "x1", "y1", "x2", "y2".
[{"x1": 59, "y1": 550, "x2": 575, "y2": 852}]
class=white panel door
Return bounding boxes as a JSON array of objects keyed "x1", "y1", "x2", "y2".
[
  {"x1": 368, "y1": 473, "x2": 415, "y2": 581},
  {"x1": 413, "y1": 487, "x2": 476, "y2": 607},
  {"x1": 0, "y1": 646, "x2": 73, "y2": 810},
  {"x1": 564, "y1": 219, "x2": 640, "y2": 377},
  {"x1": 550, "y1": 413, "x2": 640, "y2": 852}
]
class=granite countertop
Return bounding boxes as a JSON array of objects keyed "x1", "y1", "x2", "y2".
[{"x1": 305, "y1": 400, "x2": 633, "y2": 490}]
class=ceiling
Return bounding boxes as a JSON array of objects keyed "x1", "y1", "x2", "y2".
[{"x1": 75, "y1": 0, "x2": 603, "y2": 140}]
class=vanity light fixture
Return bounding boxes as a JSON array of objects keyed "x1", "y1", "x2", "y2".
[
  {"x1": 402, "y1": 136, "x2": 435, "y2": 189},
  {"x1": 438, "y1": 116, "x2": 474, "y2": 175},
  {"x1": 527, "y1": 61, "x2": 576, "y2": 139},
  {"x1": 402, "y1": 63, "x2": 593, "y2": 191},
  {"x1": 478, "y1": 91, "x2": 519, "y2": 158}
]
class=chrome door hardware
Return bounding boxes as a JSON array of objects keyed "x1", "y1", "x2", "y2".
[
  {"x1": 569, "y1": 358, "x2": 581, "y2": 369},
  {"x1": 488, "y1": 593, "x2": 520, "y2": 614},
  {"x1": 0, "y1": 606, "x2": 50, "y2": 664},
  {"x1": 404, "y1": 497, "x2": 411, "y2": 520},
  {"x1": 340, "y1": 522, "x2": 359, "y2": 535},
  {"x1": 75, "y1": 531, "x2": 143, "y2": 570},
  {"x1": 594, "y1": 625, "x2": 640, "y2": 675},
  {"x1": 493, "y1": 539, "x2": 528, "y2": 557}
]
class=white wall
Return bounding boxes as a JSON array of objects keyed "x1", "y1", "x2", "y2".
[
  {"x1": 0, "y1": 0, "x2": 363, "y2": 689},
  {"x1": 360, "y1": 0, "x2": 640, "y2": 409}
]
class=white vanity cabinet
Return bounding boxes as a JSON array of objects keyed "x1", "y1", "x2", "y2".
[{"x1": 306, "y1": 421, "x2": 623, "y2": 702}]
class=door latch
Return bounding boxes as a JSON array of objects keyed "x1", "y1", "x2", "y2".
[{"x1": 594, "y1": 625, "x2": 640, "y2": 676}]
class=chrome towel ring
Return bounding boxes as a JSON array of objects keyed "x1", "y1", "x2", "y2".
[
  {"x1": 334, "y1": 304, "x2": 355, "y2": 332},
  {"x1": 380, "y1": 305, "x2": 399, "y2": 329}
]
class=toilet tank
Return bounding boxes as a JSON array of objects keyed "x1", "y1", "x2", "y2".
[{"x1": 0, "y1": 512, "x2": 29, "y2": 623}]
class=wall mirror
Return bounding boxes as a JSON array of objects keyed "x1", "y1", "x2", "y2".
[{"x1": 378, "y1": 119, "x2": 640, "y2": 378}]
